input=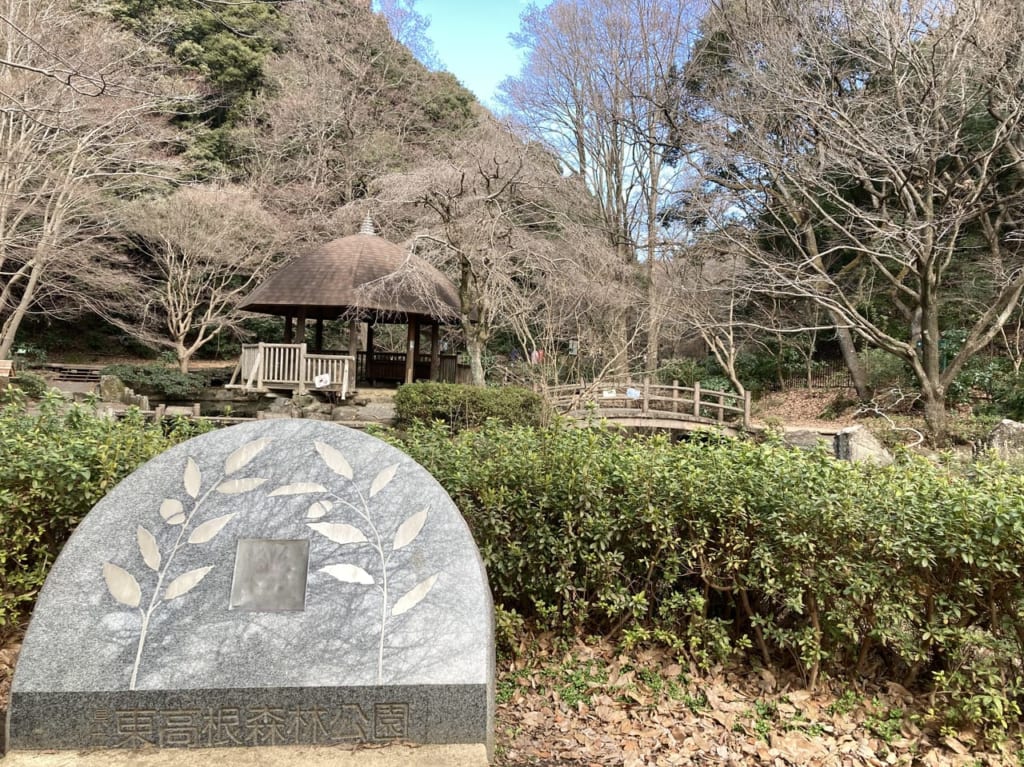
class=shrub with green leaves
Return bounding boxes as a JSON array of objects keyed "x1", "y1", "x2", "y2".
[
  {"x1": 0, "y1": 394, "x2": 210, "y2": 635},
  {"x1": 393, "y1": 382, "x2": 548, "y2": 431},
  {"x1": 100, "y1": 363, "x2": 209, "y2": 400},
  {"x1": 384, "y1": 421, "x2": 1024, "y2": 738}
]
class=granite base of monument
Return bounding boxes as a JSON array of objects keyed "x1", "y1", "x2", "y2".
[{"x1": 5, "y1": 420, "x2": 494, "y2": 761}]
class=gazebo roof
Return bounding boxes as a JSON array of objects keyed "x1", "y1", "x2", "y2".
[{"x1": 239, "y1": 229, "x2": 461, "y2": 323}]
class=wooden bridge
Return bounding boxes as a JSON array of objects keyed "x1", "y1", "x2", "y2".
[{"x1": 546, "y1": 379, "x2": 751, "y2": 433}]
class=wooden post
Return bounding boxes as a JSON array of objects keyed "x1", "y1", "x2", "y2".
[
  {"x1": 283, "y1": 316, "x2": 294, "y2": 344},
  {"x1": 347, "y1": 319, "x2": 359, "y2": 391},
  {"x1": 642, "y1": 377, "x2": 649, "y2": 415},
  {"x1": 717, "y1": 391, "x2": 724, "y2": 424},
  {"x1": 256, "y1": 342, "x2": 265, "y2": 391},
  {"x1": 296, "y1": 310, "x2": 307, "y2": 346},
  {"x1": 743, "y1": 390, "x2": 751, "y2": 428},
  {"x1": 367, "y1": 322, "x2": 376, "y2": 384},
  {"x1": 192, "y1": 403, "x2": 201, "y2": 417},
  {"x1": 672, "y1": 380, "x2": 679, "y2": 413},
  {"x1": 298, "y1": 343, "x2": 308, "y2": 394},
  {"x1": 314, "y1": 318, "x2": 324, "y2": 352},
  {"x1": 692, "y1": 381, "x2": 701, "y2": 418},
  {"x1": 404, "y1": 321, "x2": 416, "y2": 385},
  {"x1": 430, "y1": 322, "x2": 441, "y2": 381}
]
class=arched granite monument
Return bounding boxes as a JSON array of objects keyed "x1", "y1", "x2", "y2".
[{"x1": 6, "y1": 420, "x2": 494, "y2": 758}]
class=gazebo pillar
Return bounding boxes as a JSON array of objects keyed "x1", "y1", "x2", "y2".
[
  {"x1": 296, "y1": 310, "x2": 307, "y2": 345},
  {"x1": 314, "y1": 318, "x2": 324, "y2": 352},
  {"x1": 283, "y1": 316, "x2": 294, "y2": 344},
  {"x1": 347, "y1": 319, "x2": 359, "y2": 390},
  {"x1": 404, "y1": 319, "x2": 417, "y2": 384},
  {"x1": 430, "y1": 322, "x2": 441, "y2": 382}
]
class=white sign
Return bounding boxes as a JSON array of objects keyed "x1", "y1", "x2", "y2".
[{"x1": 313, "y1": 373, "x2": 331, "y2": 389}]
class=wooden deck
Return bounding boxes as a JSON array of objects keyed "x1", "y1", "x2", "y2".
[
  {"x1": 546, "y1": 379, "x2": 751, "y2": 432},
  {"x1": 226, "y1": 343, "x2": 353, "y2": 397}
]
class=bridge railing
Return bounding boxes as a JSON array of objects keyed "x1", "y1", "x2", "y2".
[{"x1": 545, "y1": 378, "x2": 751, "y2": 429}]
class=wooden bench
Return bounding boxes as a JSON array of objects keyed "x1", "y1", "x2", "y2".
[{"x1": 0, "y1": 360, "x2": 13, "y2": 381}]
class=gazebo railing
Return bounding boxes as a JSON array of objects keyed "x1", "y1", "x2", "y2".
[
  {"x1": 227, "y1": 343, "x2": 352, "y2": 397},
  {"x1": 356, "y1": 351, "x2": 458, "y2": 384}
]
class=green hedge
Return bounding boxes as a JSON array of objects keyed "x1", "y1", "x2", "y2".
[
  {"x1": 99, "y1": 363, "x2": 210, "y2": 400},
  {"x1": 393, "y1": 382, "x2": 548, "y2": 430},
  {"x1": 0, "y1": 394, "x2": 210, "y2": 634},
  {"x1": 387, "y1": 421, "x2": 1024, "y2": 736}
]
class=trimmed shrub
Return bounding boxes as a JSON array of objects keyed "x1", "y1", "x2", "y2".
[
  {"x1": 393, "y1": 382, "x2": 548, "y2": 431},
  {"x1": 384, "y1": 421, "x2": 1024, "y2": 737},
  {"x1": 100, "y1": 363, "x2": 208, "y2": 400},
  {"x1": 0, "y1": 394, "x2": 210, "y2": 635}
]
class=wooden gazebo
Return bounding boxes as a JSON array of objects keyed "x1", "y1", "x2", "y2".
[{"x1": 227, "y1": 220, "x2": 462, "y2": 396}]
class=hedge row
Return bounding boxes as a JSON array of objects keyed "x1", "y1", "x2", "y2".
[
  {"x1": 393, "y1": 382, "x2": 548, "y2": 431},
  {"x1": 386, "y1": 421, "x2": 1024, "y2": 735},
  {"x1": 0, "y1": 394, "x2": 209, "y2": 632}
]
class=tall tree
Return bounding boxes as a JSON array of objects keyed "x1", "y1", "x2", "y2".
[
  {"x1": 685, "y1": 0, "x2": 1024, "y2": 440},
  {"x1": 500, "y1": 0, "x2": 705, "y2": 373},
  {"x1": 0, "y1": 0, "x2": 193, "y2": 360}
]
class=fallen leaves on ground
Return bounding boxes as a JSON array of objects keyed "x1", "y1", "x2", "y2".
[{"x1": 495, "y1": 636, "x2": 1015, "y2": 766}]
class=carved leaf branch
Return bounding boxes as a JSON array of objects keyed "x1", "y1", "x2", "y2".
[
  {"x1": 101, "y1": 438, "x2": 272, "y2": 689},
  {"x1": 277, "y1": 441, "x2": 441, "y2": 684}
]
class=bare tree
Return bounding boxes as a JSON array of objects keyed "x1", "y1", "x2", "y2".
[
  {"x1": 373, "y1": 0, "x2": 441, "y2": 69},
  {"x1": 686, "y1": 0, "x2": 1024, "y2": 440},
  {"x1": 0, "y1": 0, "x2": 195, "y2": 360},
  {"x1": 372, "y1": 115, "x2": 630, "y2": 385},
  {"x1": 116, "y1": 185, "x2": 282, "y2": 372},
  {"x1": 500, "y1": 0, "x2": 705, "y2": 373}
]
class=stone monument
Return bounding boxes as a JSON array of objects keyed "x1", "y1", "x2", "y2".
[{"x1": 6, "y1": 420, "x2": 494, "y2": 760}]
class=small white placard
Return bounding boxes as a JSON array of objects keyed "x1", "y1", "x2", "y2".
[
  {"x1": 313, "y1": 373, "x2": 331, "y2": 389},
  {"x1": 626, "y1": 388, "x2": 641, "y2": 399},
  {"x1": 601, "y1": 389, "x2": 618, "y2": 398}
]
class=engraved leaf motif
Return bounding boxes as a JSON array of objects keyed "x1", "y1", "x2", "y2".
[
  {"x1": 392, "y1": 509, "x2": 428, "y2": 551},
  {"x1": 315, "y1": 440, "x2": 353, "y2": 480},
  {"x1": 391, "y1": 573, "x2": 439, "y2": 617},
  {"x1": 183, "y1": 458, "x2": 201, "y2": 499},
  {"x1": 159, "y1": 499, "x2": 186, "y2": 526},
  {"x1": 369, "y1": 464, "x2": 398, "y2": 498},
  {"x1": 188, "y1": 513, "x2": 237, "y2": 544},
  {"x1": 163, "y1": 566, "x2": 214, "y2": 601},
  {"x1": 308, "y1": 522, "x2": 367, "y2": 545},
  {"x1": 102, "y1": 562, "x2": 141, "y2": 608},
  {"x1": 306, "y1": 500, "x2": 333, "y2": 519},
  {"x1": 136, "y1": 526, "x2": 160, "y2": 571},
  {"x1": 224, "y1": 438, "x2": 271, "y2": 475},
  {"x1": 215, "y1": 477, "x2": 268, "y2": 494},
  {"x1": 269, "y1": 483, "x2": 327, "y2": 497},
  {"x1": 320, "y1": 564, "x2": 374, "y2": 585}
]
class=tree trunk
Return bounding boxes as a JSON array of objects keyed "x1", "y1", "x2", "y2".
[
  {"x1": 467, "y1": 336, "x2": 485, "y2": 386},
  {"x1": 921, "y1": 384, "x2": 948, "y2": 445},
  {"x1": 176, "y1": 344, "x2": 191, "y2": 374},
  {"x1": 832, "y1": 319, "x2": 871, "y2": 400}
]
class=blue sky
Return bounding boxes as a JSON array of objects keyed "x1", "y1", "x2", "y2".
[{"x1": 414, "y1": 1, "x2": 547, "y2": 108}]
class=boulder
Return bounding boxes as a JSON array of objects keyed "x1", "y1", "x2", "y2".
[
  {"x1": 833, "y1": 425, "x2": 893, "y2": 466},
  {"x1": 987, "y1": 418, "x2": 1024, "y2": 460}
]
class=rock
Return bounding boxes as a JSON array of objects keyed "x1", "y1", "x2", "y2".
[
  {"x1": 833, "y1": 425, "x2": 893, "y2": 466},
  {"x1": 987, "y1": 419, "x2": 1024, "y2": 460},
  {"x1": 782, "y1": 429, "x2": 832, "y2": 452},
  {"x1": 98, "y1": 375, "x2": 127, "y2": 403}
]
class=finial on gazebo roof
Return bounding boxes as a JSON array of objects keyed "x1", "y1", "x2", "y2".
[{"x1": 359, "y1": 214, "x2": 377, "y2": 236}]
